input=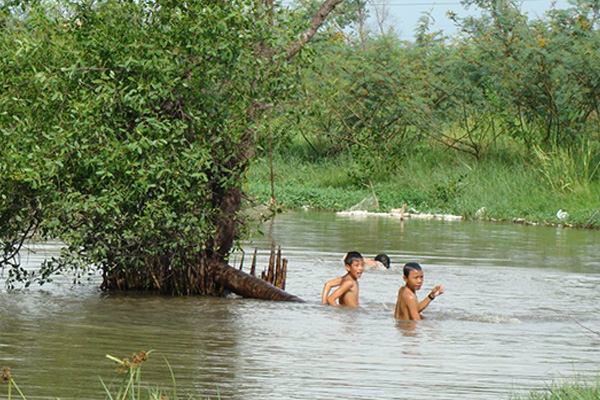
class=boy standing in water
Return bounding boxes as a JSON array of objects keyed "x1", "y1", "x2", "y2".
[
  {"x1": 395, "y1": 262, "x2": 444, "y2": 320},
  {"x1": 321, "y1": 251, "x2": 365, "y2": 307}
]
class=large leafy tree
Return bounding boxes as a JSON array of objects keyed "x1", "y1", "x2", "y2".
[{"x1": 0, "y1": 0, "x2": 342, "y2": 296}]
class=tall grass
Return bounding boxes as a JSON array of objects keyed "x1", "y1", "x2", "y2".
[
  {"x1": 533, "y1": 140, "x2": 600, "y2": 194},
  {"x1": 246, "y1": 145, "x2": 600, "y2": 228}
]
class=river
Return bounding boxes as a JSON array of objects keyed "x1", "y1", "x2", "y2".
[{"x1": 1, "y1": 210, "x2": 599, "y2": 399}]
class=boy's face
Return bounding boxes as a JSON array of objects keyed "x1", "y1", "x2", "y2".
[
  {"x1": 345, "y1": 259, "x2": 365, "y2": 280},
  {"x1": 404, "y1": 269, "x2": 424, "y2": 291}
]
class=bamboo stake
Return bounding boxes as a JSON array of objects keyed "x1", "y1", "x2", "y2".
[
  {"x1": 281, "y1": 259, "x2": 288, "y2": 290},
  {"x1": 275, "y1": 257, "x2": 286, "y2": 289},
  {"x1": 238, "y1": 252, "x2": 245, "y2": 271},
  {"x1": 250, "y1": 248, "x2": 257, "y2": 276},
  {"x1": 274, "y1": 259, "x2": 280, "y2": 288},
  {"x1": 267, "y1": 241, "x2": 276, "y2": 284},
  {"x1": 274, "y1": 249, "x2": 282, "y2": 288}
]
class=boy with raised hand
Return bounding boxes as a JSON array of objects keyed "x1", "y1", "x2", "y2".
[
  {"x1": 321, "y1": 251, "x2": 365, "y2": 307},
  {"x1": 394, "y1": 262, "x2": 444, "y2": 320}
]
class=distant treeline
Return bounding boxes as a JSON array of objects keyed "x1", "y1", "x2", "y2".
[{"x1": 264, "y1": 0, "x2": 600, "y2": 192}]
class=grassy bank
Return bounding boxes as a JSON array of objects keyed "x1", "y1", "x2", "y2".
[{"x1": 246, "y1": 147, "x2": 600, "y2": 229}]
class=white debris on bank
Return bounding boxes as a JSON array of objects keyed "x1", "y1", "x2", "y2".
[{"x1": 336, "y1": 209, "x2": 463, "y2": 221}]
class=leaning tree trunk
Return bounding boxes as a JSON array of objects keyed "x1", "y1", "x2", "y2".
[
  {"x1": 208, "y1": 168, "x2": 303, "y2": 301},
  {"x1": 212, "y1": 261, "x2": 303, "y2": 302}
]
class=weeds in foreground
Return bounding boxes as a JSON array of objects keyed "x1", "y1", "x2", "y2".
[
  {"x1": 0, "y1": 367, "x2": 27, "y2": 400},
  {"x1": 4, "y1": 353, "x2": 595, "y2": 400},
  {"x1": 511, "y1": 379, "x2": 600, "y2": 400},
  {"x1": 102, "y1": 350, "x2": 183, "y2": 400},
  {"x1": 1, "y1": 350, "x2": 221, "y2": 400}
]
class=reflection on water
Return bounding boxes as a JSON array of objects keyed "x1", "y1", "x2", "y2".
[{"x1": 1, "y1": 211, "x2": 599, "y2": 399}]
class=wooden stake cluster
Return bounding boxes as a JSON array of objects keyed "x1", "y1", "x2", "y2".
[{"x1": 237, "y1": 242, "x2": 287, "y2": 290}]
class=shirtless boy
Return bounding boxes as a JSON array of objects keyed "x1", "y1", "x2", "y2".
[
  {"x1": 321, "y1": 251, "x2": 365, "y2": 307},
  {"x1": 394, "y1": 262, "x2": 444, "y2": 320}
]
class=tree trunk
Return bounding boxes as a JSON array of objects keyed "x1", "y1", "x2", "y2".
[{"x1": 212, "y1": 261, "x2": 303, "y2": 302}]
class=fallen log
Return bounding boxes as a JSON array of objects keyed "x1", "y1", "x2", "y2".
[{"x1": 212, "y1": 261, "x2": 304, "y2": 302}]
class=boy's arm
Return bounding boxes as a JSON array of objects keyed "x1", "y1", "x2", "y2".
[
  {"x1": 418, "y1": 284, "x2": 444, "y2": 312},
  {"x1": 321, "y1": 277, "x2": 343, "y2": 303},
  {"x1": 326, "y1": 280, "x2": 353, "y2": 306},
  {"x1": 363, "y1": 258, "x2": 377, "y2": 267}
]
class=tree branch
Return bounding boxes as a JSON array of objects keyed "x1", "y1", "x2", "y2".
[{"x1": 286, "y1": 0, "x2": 344, "y2": 60}]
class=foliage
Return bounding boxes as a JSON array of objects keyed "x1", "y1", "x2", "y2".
[
  {"x1": 451, "y1": 0, "x2": 600, "y2": 149},
  {"x1": 291, "y1": 0, "x2": 368, "y2": 38},
  {"x1": 4, "y1": 0, "x2": 600, "y2": 291},
  {"x1": 272, "y1": 34, "x2": 428, "y2": 182},
  {"x1": 253, "y1": 0, "x2": 600, "y2": 224},
  {"x1": 0, "y1": 0, "x2": 301, "y2": 291},
  {"x1": 272, "y1": 0, "x2": 600, "y2": 156}
]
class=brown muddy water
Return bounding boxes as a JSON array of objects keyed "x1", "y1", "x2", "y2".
[{"x1": 1, "y1": 210, "x2": 599, "y2": 399}]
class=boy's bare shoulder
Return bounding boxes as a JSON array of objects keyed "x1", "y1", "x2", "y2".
[
  {"x1": 401, "y1": 287, "x2": 416, "y2": 301},
  {"x1": 339, "y1": 275, "x2": 357, "y2": 287}
]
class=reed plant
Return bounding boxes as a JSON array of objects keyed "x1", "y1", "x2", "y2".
[
  {"x1": 0, "y1": 367, "x2": 27, "y2": 400},
  {"x1": 533, "y1": 140, "x2": 600, "y2": 194},
  {"x1": 2, "y1": 351, "x2": 222, "y2": 400},
  {"x1": 102, "y1": 350, "x2": 185, "y2": 400},
  {"x1": 103, "y1": 350, "x2": 221, "y2": 400}
]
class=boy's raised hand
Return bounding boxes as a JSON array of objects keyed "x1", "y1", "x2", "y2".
[{"x1": 430, "y1": 284, "x2": 445, "y2": 298}]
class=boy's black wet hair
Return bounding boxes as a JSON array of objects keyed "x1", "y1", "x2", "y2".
[
  {"x1": 344, "y1": 251, "x2": 363, "y2": 265},
  {"x1": 375, "y1": 254, "x2": 391, "y2": 269},
  {"x1": 403, "y1": 262, "x2": 422, "y2": 277}
]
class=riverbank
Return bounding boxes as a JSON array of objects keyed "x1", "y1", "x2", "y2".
[{"x1": 246, "y1": 150, "x2": 600, "y2": 229}]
